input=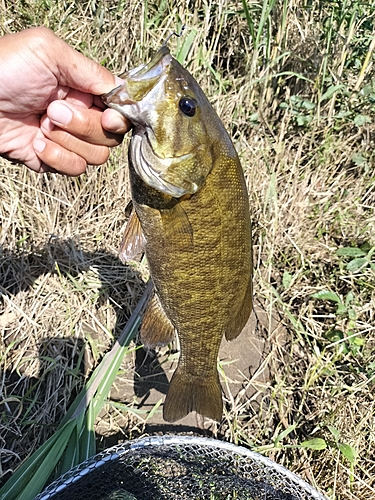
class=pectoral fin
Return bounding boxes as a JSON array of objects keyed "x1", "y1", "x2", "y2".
[
  {"x1": 119, "y1": 209, "x2": 145, "y2": 262},
  {"x1": 224, "y1": 276, "x2": 253, "y2": 341},
  {"x1": 160, "y1": 203, "x2": 193, "y2": 249},
  {"x1": 141, "y1": 292, "x2": 176, "y2": 347}
]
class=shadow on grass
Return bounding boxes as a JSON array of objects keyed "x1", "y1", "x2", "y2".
[{"x1": 0, "y1": 237, "x2": 207, "y2": 489}]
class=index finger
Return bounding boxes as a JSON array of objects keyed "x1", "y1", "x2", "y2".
[{"x1": 47, "y1": 100, "x2": 124, "y2": 146}]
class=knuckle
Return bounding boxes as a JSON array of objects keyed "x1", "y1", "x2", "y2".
[
  {"x1": 39, "y1": 142, "x2": 86, "y2": 176},
  {"x1": 29, "y1": 27, "x2": 56, "y2": 47},
  {"x1": 70, "y1": 107, "x2": 99, "y2": 137}
]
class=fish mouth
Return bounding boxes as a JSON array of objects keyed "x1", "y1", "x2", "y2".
[
  {"x1": 124, "y1": 45, "x2": 171, "y2": 81},
  {"x1": 132, "y1": 130, "x2": 197, "y2": 198},
  {"x1": 102, "y1": 46, "x2": 172, "y2": 106}
]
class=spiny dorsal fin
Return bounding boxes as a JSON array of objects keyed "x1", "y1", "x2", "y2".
[
  {"x1": 119, "y1": 209, "x2": 145, "y2": 262},
  {"x1": 141, "y1": 292, "x2": 176, "y2": 348}
]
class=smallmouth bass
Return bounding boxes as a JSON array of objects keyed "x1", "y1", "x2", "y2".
[{"x1": 102, "y1": 44, "x2": 252, "y2": 423}]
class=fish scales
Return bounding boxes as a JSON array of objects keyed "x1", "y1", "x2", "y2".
[{"x1": 102, "y1": 44, "x2": 252, "y2": 422}]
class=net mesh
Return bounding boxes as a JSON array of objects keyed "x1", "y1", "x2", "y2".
[{"x1": 35, "y1": 435, "x2": 326, "y2": 500}]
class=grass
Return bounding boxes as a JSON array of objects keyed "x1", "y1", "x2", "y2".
[{"x1": 1, "y1": 0, "x2": 375, "y2": 498}]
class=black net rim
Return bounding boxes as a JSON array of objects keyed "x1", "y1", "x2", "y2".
[{"x1": 35, "y1": 435, "x2": 327, "y2": 500}]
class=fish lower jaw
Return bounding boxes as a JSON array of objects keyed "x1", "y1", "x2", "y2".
[{"x1": 101, "y1": 86, "x2": 135, "y2": 107}]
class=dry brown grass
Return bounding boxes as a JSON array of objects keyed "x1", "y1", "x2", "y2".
[{"x1": 1, "y1": 1, "x2": 375, "y2": 498}]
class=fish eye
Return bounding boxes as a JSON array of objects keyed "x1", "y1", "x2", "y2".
[{"x1": 179, "y1": 97, "x2": 197, "y2": 117}]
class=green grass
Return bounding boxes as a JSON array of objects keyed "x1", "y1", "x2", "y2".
[{"x1": 1, "y1": 0, "x2": 375, "y2": 499}]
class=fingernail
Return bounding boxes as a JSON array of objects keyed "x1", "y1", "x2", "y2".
[
  {"x1": 104, "y1": 109, "x2": 128, "y2": 132},
  {"x1": 41, "y1": 116, "x2": 54, "y2": 132},
  {"x1": 33, "y1": 139, "x2": 46, "y2": 153},
  {"x1": 48, "y1": 102, "x2": 73, "y2": 125},
  {"x1": 109, "y1": 113, "x2": 127, "y2": 130}
]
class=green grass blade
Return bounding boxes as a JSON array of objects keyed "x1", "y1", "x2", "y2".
[
  {"x1": 300, "y1": 438, "x2": 327, "y2": 450},
  {"x1": 241, "y1": 0, "x2": 254, "y2": 42},
  {"x1": 146, "y1": 398, "x2": 162, "y2": 420},
  {"x1": 0, "y1": 420, "x2": 76, "y2": 500},
  {"x1": 257, "y1": 0, "x2": 277, "y2": 58},
  {"x1": 176, "y1": 28, "x2": 197, "y2": 65},
  {"x1": 78, "y1": 403, "x2": 96, "y2": 464},
  {"x1": 56, "y1": 421, "x2": 80, "y2": 477}
]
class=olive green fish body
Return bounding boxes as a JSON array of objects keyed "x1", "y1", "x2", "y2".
[{"x1": 103, "y1": 45, "x2": 252, "y2": 422}]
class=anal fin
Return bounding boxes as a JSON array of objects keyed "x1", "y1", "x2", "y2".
[{"x1": 141, "y1": 292, "x2": 176, "y2": 348}]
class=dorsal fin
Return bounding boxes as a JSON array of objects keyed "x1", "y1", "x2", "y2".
[{"x1": 224, "y1": 275, "x2": 253, "y2": 341}]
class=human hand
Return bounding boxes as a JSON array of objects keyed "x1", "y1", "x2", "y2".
[{"x1": 0, "y1": 27, "x2": 130, "y2": 175}]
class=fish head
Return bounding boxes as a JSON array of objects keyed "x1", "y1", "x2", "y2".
[{"x1": 103, "y1": 45, "x2": 226, "y2": 198}]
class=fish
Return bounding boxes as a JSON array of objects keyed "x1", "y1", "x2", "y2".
[{"x1": 102, "y1": 43, "x2": 252, "y2": 423}]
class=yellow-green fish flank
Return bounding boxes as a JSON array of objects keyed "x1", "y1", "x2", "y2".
[{"x1": 102, "y1": 44, "x2": 252, "y2": 422}]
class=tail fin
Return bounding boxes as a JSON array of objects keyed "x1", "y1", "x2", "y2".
[{"x1": 163, "y1": 367, "x2": 223, "y2": 423}]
